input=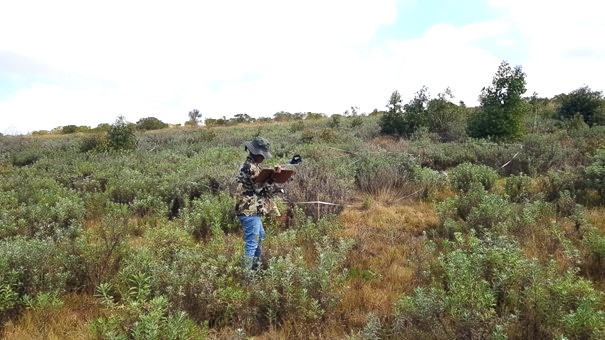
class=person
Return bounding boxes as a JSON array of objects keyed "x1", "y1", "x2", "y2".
[{"x1": 235, "y1": 137, "x2": 282, "y2": 270}]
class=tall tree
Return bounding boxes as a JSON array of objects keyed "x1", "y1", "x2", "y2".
[
  {"x1": 468, "y1": 61, "x2": 527, "y2": 140},
  {"x1": 187, "y1": 109, "x2": 202, "y2": 126},
  {"x1": 379, "y1": 90, "x2": 405, "y2": 136},
  {"x1": 556, "y1": 86, "x2": 605, "y2": 126}
]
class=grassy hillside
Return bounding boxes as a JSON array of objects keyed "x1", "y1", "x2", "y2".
[{"x1": 1, "y1": 115, "x2": 604, "y2": 339}]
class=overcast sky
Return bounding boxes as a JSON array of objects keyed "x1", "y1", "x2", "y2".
[{"x1": 1, "y1": 0, "x2": 604, "y2": 134}]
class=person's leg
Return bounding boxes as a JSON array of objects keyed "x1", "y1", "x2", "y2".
[
  {"x1": 252, "y1": 221, "x2": 266, "y2": 268},
  {"x1": 239, "y1": 215, "x2": 262, "y2": 269}
]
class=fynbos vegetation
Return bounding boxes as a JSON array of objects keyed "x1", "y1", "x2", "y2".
[{"x1": 2, "y1": 67, "x2": 605, "y2": 338}]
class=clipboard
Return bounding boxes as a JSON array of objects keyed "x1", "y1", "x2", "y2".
[{"x1": 254, "y1": 169, "x2": 295, "y2": 184}]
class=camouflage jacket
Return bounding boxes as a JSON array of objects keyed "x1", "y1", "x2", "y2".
[{"x1": 235, "y1": 156, "x2": 281, "y2": 216}]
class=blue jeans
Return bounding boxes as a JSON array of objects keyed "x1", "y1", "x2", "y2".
[{"x1": 239, "y1": 215, "x2": 265, "y2": 269}]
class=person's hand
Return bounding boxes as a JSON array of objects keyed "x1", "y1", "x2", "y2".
[{"x1": 274, "y1": 164, "x2": 282, "y2": 173}]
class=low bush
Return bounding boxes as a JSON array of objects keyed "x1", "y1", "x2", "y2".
[
  {"x1": 79, "y1": 134, "x2": 105, "y2": 153},
  {"x1": 448, "y1": 162, "x2": 498, "y2": 193},
  {"x1": 11, "y1": 151, "x2": 41, "y2": 167},
  {"x1": 288, "y1": 163, "x2": 351, "y2": 220},
  {"x1": 517, "y1": 133, "x2": 577, "y2": 176},
  {"x1": 505, "y1": 173, "x2": 534, "y2": 203},
  {"x1": 179, "y1": 193, "x2": 238, "y2": 239},
  {"x1": 582, "y1": 226, "x2": 605, "y2": 279},
  {"x1": 584, "y1": 149, "x2": 605, "y2": 204},
  {"x1": 0, "y1": 174, "x2": 85, "y2": 239},
  {"x1": 438, "y1": 184, "x2": 514, "y2": 236},
  {"x1": 92, "y1": 274, "x2": 206, "y2": 339},
  {"x1": 355, "y1": 152, "x2": 418, "y2": 196},
  {"x1": 0, "y1": 237, "x2": 73, "y2": 320},
  {"x1": 393, "y1": 233, "x2": 605, "y2": 339},
  {"x1": 70, "y1": 203, "x2": 131, "y2": 291}
]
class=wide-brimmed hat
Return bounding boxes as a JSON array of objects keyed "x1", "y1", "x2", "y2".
[{"x1": 244, "y1": 137, "x2": 272, "y2": 159}]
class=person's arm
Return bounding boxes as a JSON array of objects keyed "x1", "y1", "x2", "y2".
[{"x1": 261, "y1": 164, "x2": 286, "y2": 195}]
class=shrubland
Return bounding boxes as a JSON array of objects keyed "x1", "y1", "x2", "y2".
[{"x1": 1, "y1": 94, "x2": 605, "y2": 338}]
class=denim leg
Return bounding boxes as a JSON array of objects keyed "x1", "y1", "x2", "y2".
[
  {"x1": 255, "y1": 222, "x2": 266, "y2": 259},
  {"x1": 239, "y1": 215, "x2": 263, "y2": 269}
]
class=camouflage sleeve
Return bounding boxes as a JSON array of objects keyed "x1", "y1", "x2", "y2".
[
  {"x1": 260, "y1": 181, "x2": 283, "y2": 197},
  {"x1": 237, "y1": 161, "x2": 260, "y2": 189}
]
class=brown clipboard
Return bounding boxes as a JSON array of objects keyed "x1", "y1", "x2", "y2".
[{"x1": 254, "y1": 169, "x2": 295, "y2": 184}]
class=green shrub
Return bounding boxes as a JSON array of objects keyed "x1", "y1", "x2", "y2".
[
  {"x1": 136, "y1": 117, "x2": 168, "y2": 131},
  {"x1": 438, "y1": 184, "x2": 513, "y2": 236},
  {"x1": 0, "y1": 174, "x2": 85, "y2": 239},
  {"x1": 328, "y1": 114, "x2": 341, "y2": 128},
  {"x1": 448, "y1": 162, "x2": 498, "y2": 193},
  {"x1": 199, "y1": 129, "x2": 217, "y2": 142},
  {"x1": 0, "y1": 237, "x2": 72, "y2": 308},
  {"x1": 71, "y1": 203, "x2": 130, "y2": 290},
  {"x1": 289, "y1": 120, "x2": 305, "y2": 133},
  {"x1": 506, "y1": 173, "x2": 533, "y2": 203},
  {"x1": 349, "y1": 116, "x2": 363, "y2": 128},
  {"x1": 414, "y1": 142, "x2": 477, "y2": 170},
  {"x1": 415, "y1": 166, "x2": 448, "y2": 200},
  {"x1": 79, "y1": 134, "x2": 105, "y2": 153},
  {"x1": 0, "y1": 269, "x2": 20, "y2": 321},
  {"x1": 582, "y1": 226, "x2": 605, "y2": 278},
  {"x1": 517, "y1": 133, "x2": 576, "y2": 175},
  {"x1": 249, "y1": 237, "x2": 352, "y2": 333},
  {"x1": 355, "y1": 152, "x2": 418, "y2": 195},
  {"x1": 107, "y1": 116, "x2": 137, "y2": 151},
  {"x1": 319, "y1": 128, "x2": 338, "y2": 143},
  {"x1": 393, "y1": 233, "x2": 605, "y2": 339},
  {"x1": 11, "y1": 151, "x2": 41, "y2": 166},
  {"x1": 288, "y1": 163, "x2": 351, "y2": 220},
  {"x1": 466, "y1": 194, "x2": 513, "y2": 232},
  {"x1": 107, "y1": 168, "x2": 154, "y2": 204},
  {"x1": 538, "y1": 169, "x2": 582, "y2": 202},
  {"x1": 584, "y1": 149, "x2": 605, "y2": 203},
  {"x1": 92, "y1": 274, "x2": 207, "y2": 339},
  {"x1": 131, "y1": 195, "x2": 167, "y2": 217},
  {"x1": 179, "y1": 193, "x2": 238, "y2": 238}
]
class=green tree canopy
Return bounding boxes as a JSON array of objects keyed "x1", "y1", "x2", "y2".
[
  {"x1": 379, "y1": 90, "x2": 405, "y2": 136},
  {"x1": 136, "y1": 117, "x2": 168, "y2": 131},
  {"x1": 107, "y1": 116, "x2": 137, "y2": 150},
  {"x1": 556, "y1": 86, "x2": 605, "y2": 126},
  {"x1": 468, "y1": 61, "x2": 527, "y2": 140},
  {"x1": 379, "y1": 87, "x2": 466, "y2": 140},
  {"x1": 186, "y1": 109, "x2": 202, "y2": 126}
]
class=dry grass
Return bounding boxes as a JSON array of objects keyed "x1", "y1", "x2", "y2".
[
  {"x1": 586, "y1": 207, "x2": 605, "y2": 232},
  {"x1": 337, "y1": 198, "x2": 439, "y2": 327},
  {"x1": 2, "y1": 294, "x2": 100, "y2": 340}
]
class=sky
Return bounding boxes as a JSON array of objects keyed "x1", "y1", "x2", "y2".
[{"x1": 1, "y1": 0, "x2": 604, "y2": 134}]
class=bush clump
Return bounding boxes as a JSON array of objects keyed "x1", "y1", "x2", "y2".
[
  {"x1": 355, "y1": 152, "x2": 418, "y2": 196},
  {"x1": 448, "y1": 162, "x2": 498, "y2": 193},
  {"x1": 393, "y1": 233, "x2": 605, "y2": 339}
]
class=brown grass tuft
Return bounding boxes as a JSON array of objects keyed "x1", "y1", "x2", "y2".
[
  {"x1": 338, "y1": 200, "x2": 439, "y2": 327},
  {"x1": 2, "y1": 294, "x2": 100, "y2": 340},
  {"x1": 586, "y1": 207, "x2": 605, "y2": 232}
]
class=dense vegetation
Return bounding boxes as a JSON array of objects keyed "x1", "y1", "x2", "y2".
[{"x1": 2, "y1": 63, "x2": 605, "y2": 338}]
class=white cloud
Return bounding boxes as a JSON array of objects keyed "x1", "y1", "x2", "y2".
[
  {"x1": 1, "y1": 0, "x2": 399, "y2": 133},
  {"x1": 490, "y1": 0, "x2": 605, "y2": 96},
  {"x1": 2, "y1": 0, "x2": 603, "y2": 134}
]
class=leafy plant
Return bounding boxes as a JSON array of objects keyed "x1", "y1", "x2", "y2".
[
  {"x1": 448, "y1": 162, "x2": 498, "y2": 193},
  {"x1": 92, "y1": 274, "x2": 206, "y2": 339},
  {"x1": 107, "y1": 116, "x2": 137, "y2": 150},
  {"x1": 468, "y1": 61, "x2": 528, "y2": 140}
]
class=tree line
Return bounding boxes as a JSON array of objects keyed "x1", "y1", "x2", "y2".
[
  {"x1": 28, "y1": 60, "x2": 604, "y2": 140},
  {"x1": 380, "y1": 61, "x2": 605, "y2": 141}
]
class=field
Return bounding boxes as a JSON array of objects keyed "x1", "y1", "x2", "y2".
[{"x1": 1, "y1": 114, "x2": 605, "y2": 339}]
